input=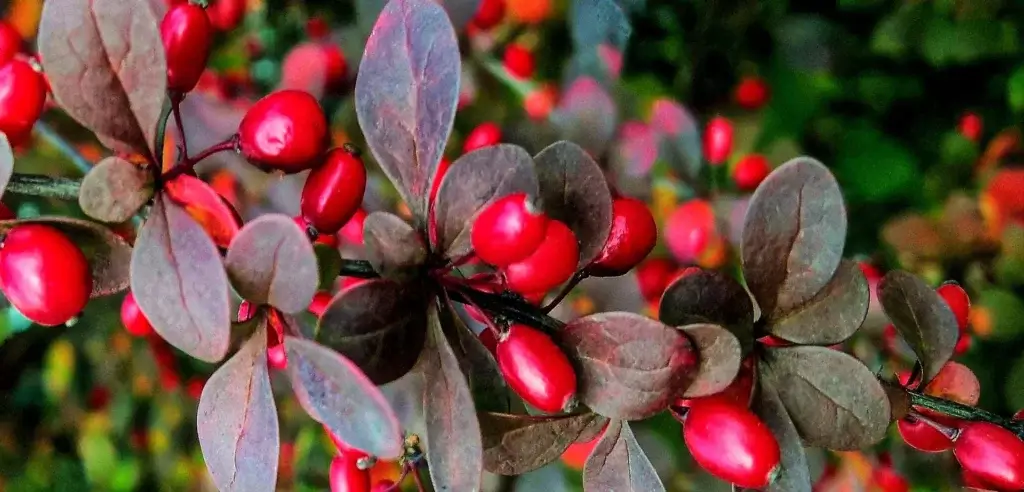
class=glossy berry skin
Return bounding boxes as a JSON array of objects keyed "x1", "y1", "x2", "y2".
[
  {"x1": 0, "y1": 21, "x2": 21, "y2": 65},
  {"x1": 953, "y1": 422, "x2": 1024, "y2": 491},
  {"x1": 959, "y1": 112, "x2": 983, "y2": 143},
  {"x1": 471, "y1": 193, "x2": 548, "y2": 267},
  {"x1": 496, "y1": 323, "x2": 577, "y2": 413},
  {"x1": 734, "y1": 76, "x2": 770, "y2": 110},
  {"x1": 937, "y1": 282, "x2": 971, "y2": 332},
  {"x1": 370, "y1": 481, "x2": 395, "y2": 492},
  {"x1": 732, "y1": 154, "x2": 771, "y2": 191},
  {"x1": 301, "y1": 147, "x2": 367, "y2": 234},
  {"x1": 0, "y1": 59, "x2": 47, "y2": 144},
  {"x1": 503, "y1": 43, "x2": 535, "y2": 79},
  {"x1": 463, "y1": 122, "x2": 502, "y2": 154},
  {"x1": 504, "y1": 220, "x2": 579, "y2": 295},
  {"x1": 121, "y1": 291, "x2": 154, "y2": 337},
  {"x1": 897, "y1": 417, "x2": 953, "y2": 453},
  {"x1": 472, "y1": 0, "x2": 505, "y2": 29},
  {"x1": 329, "y1": 454, "x2": 371, "y2": 492},
  {"x1": 682, "y1": 397, "x2": 781, "y2": 489},
  {"x1": 703, "y1": 116, "x2": 734, "y2": 166},
  {"x1": 339, "y1": 208, "x2": 367, "y2": 245},
  {"x1": 0, "y1": 225, "x2": 92, "y2": 326},
  {"x1": 161, "y1": 3, "x2": 213, "y2": 94},
  {"x1": 206, "y1": 0, "x2": 245, "y2": 31},
  {"x1": 238, "y1": 90, "x2": 329, "y2": 173},
  {"x1": 590, "y1": 197, "x2": 657, "y2": 276},
  {"x1": 635, "y1": 257, "x2": 679, "y2": 303}
]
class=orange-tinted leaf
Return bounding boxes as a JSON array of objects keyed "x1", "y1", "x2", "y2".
[{"x1": 164, "y1": 174, "x2": 242, "y2": 248}]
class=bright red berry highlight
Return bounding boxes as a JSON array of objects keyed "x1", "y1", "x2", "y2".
[
  {"x1": 161, "y1": 3, "x2": 213, "y2": 94},
  {"x1": 682, "y1": 397, "x2": 781, "y2": 489},
  {"x1": 953, "y1": 421, "x2": 1024, "y2": 491},
  {"x1": 329, "y1": 454, "x2": 371, "y2": 492},
  {"x1": 734, "y1": 76, "x2": 770, "y2": 110},
  {"x1": 703, "y1": 116, "x2": 734, "y2": 166},
  {"x1": 472, "y1": 0, "x2": 505, "y2": 29},
  {"x1": 732, "y1": 154, "x2": 771, "y2": 191},
  {"x1": 496, "y1": 323, "x2": 577, "y2": 413},
  {"x1": 0, "y1": 21, "x2": 21, "y2": 66},
  {"x1": 471, "y1": 193, "x2": 548, "y2": 267},
  {"x1": 238, "y1": 90, "x2": 329, "y2": 174},
  {"x1": 937, "y1": 282, "x2": 971, "y2": 332},
  {"x1": 0, "y1": 58, "x2": 47, "y2": 145},
  {"x1": 958, "y1": 112, "x2": 983, "y2": 143},
  {"x1": 503, "y1": 43, "x2": 535, "y2": 79},
  {"x1": 590, "y1": 197, "x2": 657, "y2": 276},
  {"x1": 463, "y1": 122, "x2": 502, "y2": 154},
  {"x1": 0, "y1": 224, "x2": 92, "y2": 326},
  {"x1": 504, "y1": 220, "x2": 580, "y2": 294},
  {"x1": 121, "y1": 291, "x2": 154, "y2": 337},
  {"x1": 301, "y1": 147, "x2": 367, "y2": 234}
]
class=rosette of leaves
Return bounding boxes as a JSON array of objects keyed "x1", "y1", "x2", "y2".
[{"x1": 660, "y1": 157, "x2": 893, "y2": 492}]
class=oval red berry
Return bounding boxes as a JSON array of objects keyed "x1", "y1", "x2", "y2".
[
  {"x1": 238, "y1": 90, "x2": 329, "y2": 174},
  {"x1": 496, "y1": 323, "x2": 577, "y2": 413},
  {"x1": 503, "y1": 219, "x2": 579, "y2": 294},
  {"x1": 682, "y1": 397, "x2": 781, "y2": 489},
  {"x1": 590, "y1": 196, "x2": 657, "y2": 276},
  {"x1": 161, "y1": 3, "x2": 213, "y2": 94},
  {"x1": 301, "y1": 147, "x2": 367, "y2": 234},
  {"x1": 953, "y1": 421, "x2": 1024, "y2": 491},
  {"x1": 0, "y1": 224, "x2": 92, "y2": 326},
  {"x1": 471, "y1": 193, "x2": 548, "y2": 267}
]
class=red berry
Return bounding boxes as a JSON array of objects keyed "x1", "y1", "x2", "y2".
[
  {"x1": 121, "y1": 291, "x2": 154, "y2": 337},
  {"x1": 959, "y1": 112, "x2": 983, "y2": 143},
  {"x1": 329, "y1": 454, "x2": 371, "y2": 492},
  {"x1": 897, "y1": 417, "x2": 954, "y2": 453},
  {"x1": 268, "y1": 343, "x2": 287, "y2": 371},
  {"x1": 955, "y1": 333, "x2": 972, "y2": 355},
  {"x1": 524, "y1": 83, "x2": 557, "y2": 120},
  {"x1": 471, "y1": 193, "x2": 548, "y2": 267},
  {"x1": 309, "y1": 291, "x2": 332, "y2": 317},
  {"x1": 0, "y1": 59, "x2": 47, "y2": 144},
  {"x1": 1014, "y1": 409, "x2": 1024, "y2": 421},
  {"x1": 161, "y1": 3, "x2": 213, "y2": 94},
  {"x1": 732, "y1": 154, "x2": 771, "y2": 191},
  {"x1": 339, "y1": 208, "x2": 367, "y2": 245},
  {"x1": 186, "y1": 377, "x2": 205, "y2": 400},
  {"x1": 0, "y1": 202, "x2": 14, "y2": 220},
  {"x1": 205, "y1": 0, "x2": 245, "y2": 31},
  {"x1": 0, "y1": 224, "x2": 92, "y2": 326},
  {"x1": 238, "y1": 90, "x2": 329, "y2": 173},
  {"x1": 371, "y1": 480, "x2": 394, "y2": 492},
  {"x1": 472, "y1": 0, "x2": 505, "y2": 29},
  {"x1": 503, "y1": 43, "x2": 535, "y2": 79},
  {"x1": 682, "y1": 397, "x2": 781, "y2": 488},
  {"x1": 590, "y1": 197, "x2": 657, "y2": 276},
  {"x1": 301, "y1": 147, "x2": 366, "y2": 234},
  {"x1": 237, "y1": 300, "x2": 256, "y2": 322},
  {"x1": 869, "y1": 464, "x2": 909, "y2": 492},
  {"x1": 937, "y1": 282, "x2": 971, "y2": 332},
  {"x1": 496, "y1": 323, "x2": 577, "y2": 413},
  {"x1": 634, "y1": 257, "x2": 678, "y2": 303},
  {"x1": 953, "y1": 422, "x2": 1024, "y2": 491},
  {"x1": 703, "y1": 116, "x2": 734, "y2": 166},
  {"x1": 429, "y1": 157, "x2": 451, "y2": 205},
  {"x1": 675, "y1": 357, "x2": 755, "y2": 410},
  {"x1": 665, "y1": 199, "x2": 720, "y2": 264},
  {"x1": 463, "y1": 122, "x2": 502, "y2": 154},
  {"x1": 734, "y1": 76, "x2": 770, "y2": 110},
  {"x1": 306, "y1": 17, "x2": 330, "y2": 39},
  {"x1": 562, "y1": 423, "x2": 607, "y2": 470},
  {"x1": 503, "y1": 220, "x2": 579, "y2": 294},
  {"x1": 0, "y1": 21, "x2": 21, "y2": 65}
]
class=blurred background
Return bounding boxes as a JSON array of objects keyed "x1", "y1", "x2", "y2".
[{"x1": 2, "y1": 0, "x2": 1024, "y2": 490}]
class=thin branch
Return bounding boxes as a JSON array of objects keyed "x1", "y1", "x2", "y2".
[
  {"x1": 5, "y1": 174, "x2": 81, "y2": 200},
  {"x1": 161, "y1": 136, "x2": 238, "y2": 181},
  {"x1": 908, "y1": 390, "x2": 1024, "y2": 438},
  {"x1": 154, "y1": 98, "x2": 173, "y2": 170},
  {"x1": 542, "y1": 270, "x2": 588, "y2": 313},
  {"x1": 171, "y1": 96, "x2": 189, "y2": 158},
  {"x1": 32, "y1": 121, "x2": 92, "y2": 174}
]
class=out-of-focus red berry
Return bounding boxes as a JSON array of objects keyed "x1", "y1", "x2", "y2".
[
  {"x1": 732, "y1": 154, "x2": 771, "y2": 191},
  {"x1": 958, "y1": 112, "x2": 983, "y2": 143},
  {"x1": 734, "y1": 76, "x2": 770, "y2": 110},
  {"x1": 703, "y1": 116, "x2": 734, "y2": 166},
  {"x1": 503, "y1": 43, "x2": 535, "y2": 79}
]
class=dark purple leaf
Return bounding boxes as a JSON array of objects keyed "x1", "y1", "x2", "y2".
[
  {"x1": 560, "y1": 312, "x2": 698, "y2": 420},
  {"x1": 744, "y1": 381, "x2": 811, "y2": 492},
  {"x1": 432, "y1": 144, "x2": 538, "y2": 258},
  {"x1": 582, "y1": 420, "x2": 664, "y2": 492},
  {"x1": 284, "y1": 336, "x2": 404, "y2": 459},
  {"x1": 0, "y1": 133, "x2": 12, "y2": 198},
  {"x1": 534, "y1": 141, "x2": 613, "y2": 268},
  {"x1": 481, "y1": 412, "x2": 603, "y2": 475},
  {"x1": 677, "y1": 324, "x2": 741, "y2": 399},
  {"x1": 197, "y1": 320, "x2": 279, "y2": 492},
  {"x1": 423, "y1": 303, "x2": 483, "y2": 491},
  {"x1": 355, "y1": 0, "x2": 460, "y2": 224},
  {"x1": 316, "y1": 279, "x2": 428, "y2": 384},
  {"x1": 78, "y1": 157, "x2": 154, "y2": 223},
  {"x1": 552, "y1": 77, "x2": 618, "y2": 157},
  {"x1": 363, "y1": 211, "x2": 427, "y2": 280},
  {"x1": 768, "y1": 260, "x2": 868, "y2": 345},
  {"x1": 741, "y1": 157, "x2": 846, "y2": 321},
  {"x1": 0, "y1": 216, "x2": 133, "y2": 298},
  {"x1": 877, "y1": 270, "x2": 959, "y2": 383},
  {"x1": 659, "y1": 269, "x2": 755, "y2": 352},
  {"x1": 438, "y1": 300, "x2": 510, "y2": 413},
  {"x1": 225, "y1": 214, "x2": 318, "y2": 313},
  {"x1": 761, "y1": 346, "x2": 890, "y2": 450},
  {"x1": 648, "y1": 99, "x2": 702, "y2": 180},
  {"x1": 129, "y1": 195, "x2": 231, "y2": 362},
  {"x1": 38, "y1": 0, "x2": 166, "y2": 159}
]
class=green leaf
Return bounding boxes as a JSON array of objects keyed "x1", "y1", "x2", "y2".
[
  {"x1": 973, "y1": 287, "x2": 1024, "y2": 340},
  {"x1": 877, "y1": 270, "x2": 959, "y2": 382},
  {"x1": 314, "y1": 243, "x2": 342, "y2": 292},
  {"x1": 78, "y1": 431, "x2": 117, "y2": 487},
  {"x1": 1004, "y1": 354, "x2": 1024, "y2": 411},
  {"x1": 833, "y1": 123, "x2": 920, "y2": 203},
  {"x1": 1008, "y1": 65, "x2": 1024, "y2": 113}
]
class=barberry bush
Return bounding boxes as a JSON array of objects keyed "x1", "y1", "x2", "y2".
[{"x1": 1, "y1": 0, "x2": 1024, "y2": 491}]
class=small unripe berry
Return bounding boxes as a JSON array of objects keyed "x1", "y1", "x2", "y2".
[
  {"x1": 503, "y1": 43, "x2": 535, "y2": 79},
  {"x1": 301, "y1": 147, "x2": 367, "y2": 234},
  {"x1": 504, "y1": 220, "x2": 579, "y2": 294},
  {"x1": 329, "y1": 454, "x2": 371, "y2": 492},
  {"x1": 472, "y1": 0, "x2": 505, "y2": 29},
  {"x1": 953, "y1": 421, "x2": 1024, "y2": 491},
  {"x1": 734, "y1": 76, "x2": 770, "y2": 110},
  {"x1": 0, "y1": 59, "x2": 47, "y2": 144},
  {"x1": 161, "y1": 3, "x2": 214, "y2": 94},
  {"x1": 703, "y1": 116, "x2": 734, "y2": 166},
  {"x1": 508, "y1": 0, "x2": 551, "y2": 24},
  {"x1": 937, "y1": 282, "x2": 971, "y2": 332},
  {"x1": 471, "y1": 193, "x2": 548, "y2": 267},
  {"x1": 682, "y1": 397, "x2": 781, "y2": 488},
  {"x1": 958, "y1": 112, "x2": 983, "y2": 143},
  {"x1": 590, "y1": 197, "x2": 657, "y2": 276},
  {"x1": 121, "y1": 291, "x2": 154, "y2": 337},
  {"x1": 463, "y1": 122, "x2": 502, "y2": 154},
  {"x1": 732, "y1": 154, "x2": 771, "y2": 191},
  {"x1": 0, "y1": 21, "x2": 21, "y2": 65},
  {"x1": 496, "y1": 323, "x2": 577, "y2": 413},
  {"x1": 0, "y1": 224, "x2": 92, "y2": 326},
  {"x1": 238, "y1": 90, "x2": 329, "y2": 174}
]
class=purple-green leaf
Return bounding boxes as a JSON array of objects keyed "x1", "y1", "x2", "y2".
[
  {"x1": 481, "y1": 412, "x2": 603, "y2": 475},
  {"x1": 423, "y1": 303, "x2": 483, "y2": 491},
  {"x1": 432, "y1": 144, "x2": 538, "y2": 258},
  {"x1": 677, "y1": 324, "x2": 742, "y2": 399},
  {"x1": 129, "y1": 195, "x2": 231, "y2": 362},
  {"x1": 582, "y1": 420, "x2": 664, "y2": 492},
  {"x1": 224, "y1": 214, "x2": 318, "y2": 314},
  {"x1": 745, "y1": 381, "x2": 811, "y2": 492},
  {"x1": 560, "y1": 312, "x2": 698, "y2": 420},
  {"x1": 284, "y1": 336, "x2": 404, "y2": 459},
  {"x1": 768, "y1": 260, "x2": 869, "y2": 346},
  {"x1": 38, "y1": 0, "x2": 167, "y2": 159},
  {"x1": 648, "y1": 99, "x2": 702, "y2": 180},
  {"x1": 534, "y1": 141, "x2": 613, "y2": 267},
  {"x1": 363, "y1": 211, "x2": 427, "y2": 280},
  {"x1": 197, "y1": 320, "x2": 279, "y2": 492},
  {"x1": 438, "y1": 301, "x2": 510, "y2": 413},
  {"x1": 659, "y1": 269, "x2": 755, "y2": 352},
  {"x1": 877, "y1": 270, "x2": 959, "y2": 383},
  {"x1": 79, "y1": 157, "x2": 153, "y2": 224},
  {"x1": 741, "y1": 157, "x2": 846, "y2": 321},
  {"x1": 355, "y1": 0, "x2": 460, "y2": 224},
  {"x1": 552, "y1": 77, "x2": 618, "y2": 157}
]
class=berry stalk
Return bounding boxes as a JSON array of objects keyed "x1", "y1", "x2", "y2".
[{"x1": 5, "y1": 173, "x2": 81, "y2": 200}]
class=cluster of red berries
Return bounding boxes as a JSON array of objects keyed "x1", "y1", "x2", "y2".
[
  {"x1": 701, "y1": 116, "x2": 772, "y2": 191},
  {"x1": 0, "y1": 21, "x2": 47, "y2": 146},
  {"x1": 326, "y1": 428, "x2": 397, "y2": 492}
]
